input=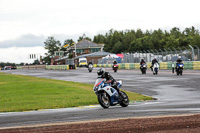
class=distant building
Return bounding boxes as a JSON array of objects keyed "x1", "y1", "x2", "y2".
[
  {"x1": 53, "y1": 39, "x2": 104, "y2": 65},
  {"x1": 67, "y1": 39, "x2": 104, "y2": 57}
]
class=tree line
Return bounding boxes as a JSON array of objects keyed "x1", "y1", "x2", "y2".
[
  {"x1": 43, "y1": 26, "x2": 200, "y2": 64},
  {"x1": 93, "y1": 26, "x2": 200, "y2": 54}
]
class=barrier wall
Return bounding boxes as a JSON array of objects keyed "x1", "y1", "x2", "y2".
[
  {"x1": 46, "y1": 65, "x2": 71, "y2": 70},
  {"x1": 16, "y1": 66, "x2": 22, "y2": 69},
  {"x1": 95, "y1": 61, "x2": 200, "y2": 70}
]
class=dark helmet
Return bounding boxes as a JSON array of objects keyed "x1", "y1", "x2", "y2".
[{"x1": 97, "y1": 68, "x2": 105, "y2": 76}]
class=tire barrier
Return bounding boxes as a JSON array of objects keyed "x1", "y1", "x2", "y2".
[{"x1": 95, "y1": 61, "x2": 200, "y2": 70}]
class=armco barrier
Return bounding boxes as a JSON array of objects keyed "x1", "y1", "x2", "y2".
[
  {"x1": 160, "y1": 62, "x2": 168, "y2": 70},
  {"x1": 95, "y1": 61, "x2": 200, "y2": 70},
  {"x1": 193, "y1": 61, "x2": 200, "y2": 70},
  {"x1": 17, "y1": 66, "x2": 23, "y2": 69},
  {"x1": 45, "y1": 65, "x2": 76, "y2": 70}
]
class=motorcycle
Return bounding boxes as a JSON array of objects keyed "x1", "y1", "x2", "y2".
[
  {"x1": 153, "y1": 63, "x2": 159, "y2": 75},
  {"x1": 93, "y1": 78, "x2": 129, "y2": 108},
  {"x1": 140, "y1": 63, "x2": 147, "y2": 74},
  {"x1": 176, "y1": 63, "x2": 184, "y2": 76},
  {"x1": 112, "y1": 64, "x2": 118, "y2": 72},
  {"x1": 88, "y1": 64, "x2": 93, "y2": 72}
]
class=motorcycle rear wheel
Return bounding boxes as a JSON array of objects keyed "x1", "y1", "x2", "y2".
[
  {"x1": 98, "y1": 92, "x2": 110, "y2": 108},
  {"x1": 119, "y1": 91, "x2": 129, "y2": 107}
]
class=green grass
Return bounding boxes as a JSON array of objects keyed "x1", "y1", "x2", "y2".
[{"x1": 0, "y1": 72, "x2": 153, "y2": 112}]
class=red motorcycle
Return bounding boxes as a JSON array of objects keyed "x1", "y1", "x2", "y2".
[{"x1": 113, "y1": 64, "x2": 118, "y2": 72}]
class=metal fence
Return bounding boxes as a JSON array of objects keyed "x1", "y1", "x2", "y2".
[
  {"x1": 66, "y1": 59, "x2": 75, "y2": 65},
  {"x1": 97, "y1": 45, "x2": 200, "y2": 64}
]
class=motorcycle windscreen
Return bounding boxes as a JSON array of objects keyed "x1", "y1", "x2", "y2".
[{"x1": 94, "y1": 78, "x2": 104, "y2": 87}]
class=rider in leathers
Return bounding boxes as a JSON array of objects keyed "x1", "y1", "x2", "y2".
[
  {"x1": 140, "y1": 58, "x2": 146, "y2": 71},
  {"x1": 150, "y1": 57, "x2": 158, "y2": 71},
  {"x1": 97, "y1": 68, "x2": 120, "y2": 94},
  {"x1": 176, "y1": 56, "x2": 183, "y2": 71}
]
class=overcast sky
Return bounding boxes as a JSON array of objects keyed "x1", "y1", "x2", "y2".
[{"x1": 0, "y1": 0, "x2": 200, "y2": 63}]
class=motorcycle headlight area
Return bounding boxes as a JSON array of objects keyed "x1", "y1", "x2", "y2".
[
  {"x1": 94, "y1": 86, "x2": 99, "y2": 91},
  {"x1": 101, "y1": 83, "x2": 105, "y2": 87}
]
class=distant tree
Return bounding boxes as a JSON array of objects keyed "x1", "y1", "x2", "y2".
[
  {"x1": 32, "y1": 59, "x2": 40, "y2": 65},
  {"x1": 93, "y1": 34, "x2": 105, "y2": 44},
  {"x1": 112, "y1": 41, "x2": 123, "y2": 54},
  {"x1": 44, "y1": 37, "x2": 61, "y2": 64},
  {"x1": 63, "y1": 39, "x2": 75, "y2": 47},
  {"x1": 78, "y1": 34, "x2": 91, "y2": 42}
]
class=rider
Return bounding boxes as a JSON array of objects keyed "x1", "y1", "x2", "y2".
[
  {"x1": 176, "y1": 56, "x2": 182, "y2": 71},
  {"x1": 150, "y1": 57, "x2": 158, "y2": 71},
  {"x1": 112, "y1": 60, "x2": 118, "y2": 69},
  {"x1": 140, "y1": 58, "x2": 146, "y2": 71},
  {"x1": 113, "y1": 60, "x2": 117, "y2": 65},
  {"x1": 88, "y1": 61, "x2": 93, "y2": 67},
  {"x1": 97, "y1": 68, "x2": 120, "y2": 94}
]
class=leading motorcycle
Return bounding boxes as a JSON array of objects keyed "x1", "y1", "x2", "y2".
[
  {"x1": 140, "y1": 63, "x2": 147, "y2": 74},
  {"x1": 93, "y1": 78, "x2": 129, "y2": 108},
  {"x1": 112, "y1": 64, "x2": 118, "y2": 72},
  {"x1": 176, "y1": 63, "x2": 184, "y2": 76},
  {"x1": 88, "y1": 64, "x2": 93, "y2": 72},
  {"x1": 153, "y1": 63, "x2": 159, "y2": 75}
]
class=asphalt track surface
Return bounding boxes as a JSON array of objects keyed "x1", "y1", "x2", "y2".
[{"x1": 1, "y1": 68, "x2": 200, "y2": 130}]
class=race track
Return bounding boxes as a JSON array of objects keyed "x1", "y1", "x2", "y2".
[{"x1": 1, "y1": 68, "x2": 200, "y2": 129}]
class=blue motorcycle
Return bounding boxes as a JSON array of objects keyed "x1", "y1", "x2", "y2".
[
  {"x1": 93, "y1": 78, "x2": 129, "y2": 108},
  {"x1": 176, "y1": 63, "x2": 184, "y2": 75}
]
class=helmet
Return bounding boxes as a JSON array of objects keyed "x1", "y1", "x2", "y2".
[
  {"x1": 97, "y1": 68, "x2": 105, "y2": 76},
  {"x1": 178, "y1": 56, "x2": 181, "y2": 59}
]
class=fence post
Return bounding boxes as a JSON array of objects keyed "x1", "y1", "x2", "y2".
[
  {"x1": 143, "y1": 50, "x2": 148, "y2": 62},
  {"x1": 195, "y1": 45, "x2": 199, "y2": 61},
  {"x1": 178, "y1": 47, "x2": 182, "y2": 54},
  {"x1": 168, "y1": 48, "x2": 172, "y2": 61},
  {"x1": 154, "y1": 49, "x2": 159, "y2": 62},
  {"x1": 189, "y1": 45, "x2": 195, "y2": 61},
  {"x1": 150, "y1": 50, "x2": 154, "y2": 61},
  {"x1": 164, "y1": 48, "x2": 168, "y2": 62},
  {"x1": 147, "y1": 50, "x2": 151, "y2": 62},
  {"x1": 159, "y1": 49, "x2": 163, "y2": 62},
  {"x1": 172, "y1": 47, "x2": 177, "y2": 61}
]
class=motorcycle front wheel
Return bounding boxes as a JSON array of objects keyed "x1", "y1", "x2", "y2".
[
  {"x1": 98, "y1": 92, "x2": 110, "y2": 108},
  {"x1": 119, "y1": 91, "x2": 129, "y2": 107},
  {"x1": 180, "y1": 69, "x2": 183, "y2": 75}
]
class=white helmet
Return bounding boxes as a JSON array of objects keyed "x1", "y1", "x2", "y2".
[{"x1": 178, "y1": 56, "x2": 181, "y2": 59}]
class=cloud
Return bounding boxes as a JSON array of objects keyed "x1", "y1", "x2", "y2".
[
  {"x1": 0, "y1": 31, "x2": 106, "y2": 48},
  {"x1": 0, "y1": 34, "x2": 46, "y2": 48},
  {"x1": 0, "y1": 46, "x2": 47, "y2": 64}
]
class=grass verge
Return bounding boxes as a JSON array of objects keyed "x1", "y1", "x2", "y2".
[{"x1": 0, "y1": 72, "x2": 153, "y2": 112}]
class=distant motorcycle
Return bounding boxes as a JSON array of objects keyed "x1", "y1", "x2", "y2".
[
  {"x1": 140, "y1": 63, "x2": 147, "y2": 74},
  {"x1": 113, "y1": 64, "x2": 118, "y2": 72},
  {"x1": 176, "y1": 63, "x2": 184, "y2": 76},
  {"x1": 88, "y1": 64, "x2": 93, "y2": 72},
  {"x1": 153, "y1": 63, "x2": 159, "y2": 75},
  {"x1": 93, "y1": 78, "x2": 129, "y2": 109}
]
